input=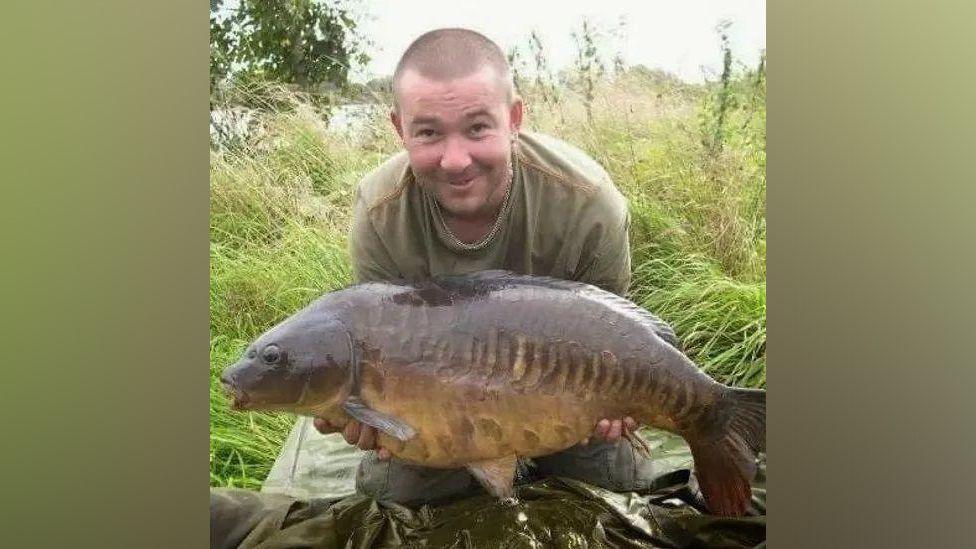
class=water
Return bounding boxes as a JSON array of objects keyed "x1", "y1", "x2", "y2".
[
  {"x1": 209, "y1": 103, "x2": 386, "y2": 149},
  {"x1": 326, "y1": 103, "x2": 386, "y2": 135}
]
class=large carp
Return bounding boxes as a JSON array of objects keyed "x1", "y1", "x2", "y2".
[{"x1": 221, "y1": 271, "x2": 765, "y2": 516}]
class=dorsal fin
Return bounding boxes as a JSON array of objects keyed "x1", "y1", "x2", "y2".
[
  {"x1": 435, "y1": 270, "x2": 682, "y2": 349},
  {"x1": 348, "y1": 270, "x2": 681, "y2": 349},
  {"x1": 578, "y1": 288, "x2": 681, "y2": 349}
]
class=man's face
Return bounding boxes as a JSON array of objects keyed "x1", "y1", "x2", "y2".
[{"x1": 392, "y1": 66, "x2": 523, "y2": 222}]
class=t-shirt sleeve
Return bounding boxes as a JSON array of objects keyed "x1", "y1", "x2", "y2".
[
  {"x1": 574, "y1": 205, "x2": 632, "y2": 297},
  {"x1": 348, "y1": 189, "x2": 400, "y2": 283}
]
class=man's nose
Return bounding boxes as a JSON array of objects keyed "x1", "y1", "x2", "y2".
[{"x1": 439, "y1": 137, "x2": 472, "y2": 173}]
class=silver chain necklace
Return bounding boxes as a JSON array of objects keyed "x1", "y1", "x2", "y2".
[
  {"x1": 430, "y1": 145, "x2": 519, "y2": 251},
  {"x1": 430, "y1": 174, "x2": 514, "y2": 251}
]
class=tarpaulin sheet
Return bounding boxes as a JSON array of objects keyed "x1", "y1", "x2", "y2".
[{"x1": 211, "y1": 429, "x2": 765, "y2": 548}]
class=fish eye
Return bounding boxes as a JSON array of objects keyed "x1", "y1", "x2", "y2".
[{"x1": 261, "y1": 344, "x2": 282, "y2": 365}]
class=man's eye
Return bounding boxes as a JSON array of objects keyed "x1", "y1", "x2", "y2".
[
  {"x1": 470, "y1": 124, "x2": 488, "y2": 135},
  {"x1": 415, "y1": 129, "x2": 436, "y2": 138}
]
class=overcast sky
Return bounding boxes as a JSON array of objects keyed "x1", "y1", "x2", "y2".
[{"x1": 353, "y1": 0, "x2": 765, "y2": 83}]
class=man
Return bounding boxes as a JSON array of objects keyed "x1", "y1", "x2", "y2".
[{"x1": 262, "y1": 28, "x2": 662, "y2": 507}]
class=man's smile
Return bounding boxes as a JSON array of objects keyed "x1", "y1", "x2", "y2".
[{"x1": 444, "y1": 175, "x2": 478, "y2": 190}]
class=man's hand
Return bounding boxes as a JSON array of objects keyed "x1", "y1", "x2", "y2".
[
  {"x1": 313, "y1": 418, "x2": 392, "y2": 460},
  {"x1": 581, "y1": 417, "x2": 638, "y2": 446}
]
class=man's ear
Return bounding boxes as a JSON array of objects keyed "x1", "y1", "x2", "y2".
[
  {"x1": 390, "y1": 110, "x2": 404, "y2": 140},
  {"x1": 508, "y1": 97, "x2": 524, "y2": 133}
]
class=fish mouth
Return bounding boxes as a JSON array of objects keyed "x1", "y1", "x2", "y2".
[
  {"x1": 221, "y1": 383, "x2": 287, "y2": 412},
  {"x1": 229, "y1": 392, "x2": 250, "y2": 410},
  {"x1": 220, "y1": 377, "x2": 251, "y2": 410}
]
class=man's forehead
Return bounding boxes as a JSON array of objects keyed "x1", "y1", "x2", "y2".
[{"x1": 397, "y1": 67, "x2": 506, "y2": 110}]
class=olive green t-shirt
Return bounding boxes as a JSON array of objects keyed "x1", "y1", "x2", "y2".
[{"x1": 348, "y1": 131, "x2": 631, "y2": 296}]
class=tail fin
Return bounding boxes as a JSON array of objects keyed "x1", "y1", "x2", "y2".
[{"x1": 688, "y1": 387, "x2": 765, "y2": 517}]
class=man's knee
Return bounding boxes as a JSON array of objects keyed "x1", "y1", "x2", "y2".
[
  {"x1": 210, "y1": 488, "x2": 296, "y2": 549},
  {"x1": 533, "y1": 440, "x2": 656, "y2": 492},
  {"x1": 355, "y1": 451, "x2": 392, "y2": 499},
  {"x1": 356, "y1": 451, "x2": 480, "y2": 506}
]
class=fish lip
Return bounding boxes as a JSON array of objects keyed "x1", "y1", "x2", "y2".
[
  {"x1": 220, "y1": 378, "x2": 251, "y2": 410},
  {"x1": 230, "y1": 392, "x2": 250, "y2": 410}
]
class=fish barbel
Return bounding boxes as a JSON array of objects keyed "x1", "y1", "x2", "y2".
[{"x1": 221, "y1": 271, "x2": 765, "y2": 516}]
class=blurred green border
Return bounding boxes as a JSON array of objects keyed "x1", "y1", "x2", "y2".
[{"x1": 3, "y1": 1, "x2": 208, "y2": 546}]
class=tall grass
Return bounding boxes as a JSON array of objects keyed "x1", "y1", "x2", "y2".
[
  {"x1": 209, "y1": 106, "x2": 383, "y2": 487},
  {"x1": 209, "y1": 44, "x2": 766, "y2": 486}
]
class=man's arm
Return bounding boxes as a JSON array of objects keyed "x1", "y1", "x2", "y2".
[
  {"x1": 574, "y1": 209, "x2": 632, "y2": 297},
  {"x1": 348, "y1": 188, "x2": 401, "y2": 283}
]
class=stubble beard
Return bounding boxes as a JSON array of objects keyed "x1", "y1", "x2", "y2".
[{"x1": 414, "y1": 156, "x2": 514, "y2": 222}]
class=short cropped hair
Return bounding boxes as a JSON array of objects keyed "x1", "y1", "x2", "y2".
[{"x1": 392, "y1": 28, "x2": 515, "y2": 110}]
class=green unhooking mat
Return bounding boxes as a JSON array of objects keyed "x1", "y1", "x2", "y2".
[{"x1": 211, "y1": 430, "x2": 766, "y2": 548}]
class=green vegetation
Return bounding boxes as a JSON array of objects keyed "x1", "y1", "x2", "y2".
[
  {"x1": 210, "y1": 0, "x2": 369, "y2": 96},
  {"x1": 209, "y1": 36, "x2": 766, "y2": 488}
]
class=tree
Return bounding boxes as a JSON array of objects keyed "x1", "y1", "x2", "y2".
[
  {"x1": 210, "y1": 0, "x2": 369, "y2": 95},
  {"x1": 210, "y1": 4, "x2": 235, "y2": 93}
]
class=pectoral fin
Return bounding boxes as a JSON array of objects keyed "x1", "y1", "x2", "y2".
[
  {"x1": 466, "y1": 455, "x2": 518, "y2": 499},
  {"x1": 342, "y1": 397, "x2": 416, "y2": 441}
]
